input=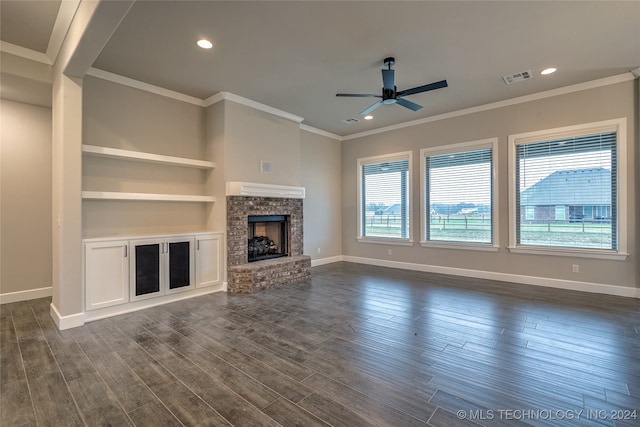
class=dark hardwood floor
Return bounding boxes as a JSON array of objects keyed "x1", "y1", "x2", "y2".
[{"x1": 2, "y1": 262, "x2": 639, "y2": 426}]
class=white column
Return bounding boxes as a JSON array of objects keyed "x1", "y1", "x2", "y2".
[{"x1": 50, "y1": 72, "x2": 84, "y2": 329}]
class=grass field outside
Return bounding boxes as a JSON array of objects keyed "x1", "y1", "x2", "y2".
[{"x1": 364, "y1": 214, "x2": 613, "y2": 248}]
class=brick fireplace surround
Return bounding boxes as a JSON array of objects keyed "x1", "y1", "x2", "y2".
[{"x1": 227, "y1": 195, "x2": 311, "y2": 293}]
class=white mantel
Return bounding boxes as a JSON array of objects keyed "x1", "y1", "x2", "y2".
[{"x1": 225, "y1": 181, "x2": 305, "y2": 199}]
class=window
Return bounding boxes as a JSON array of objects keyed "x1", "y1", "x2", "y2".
[
  {"x1": 357, "y1": 152, "x2": 411, "y2": 243},
  {"x1": 421, "y1": 139, "x2": 497, "y2": 248},
  {"x1": 509, "y1": 118, "x2": 627, "y2": 259}
]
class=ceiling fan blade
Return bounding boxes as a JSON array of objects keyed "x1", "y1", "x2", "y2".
[
  {"x1": 382, "y1": 69, "x2": 395, "y2": 90},
  {"x1": 336, "y1": 93, "x2": 380, "y2": 98},
  {"x1": 396, "y1": 79, "x2": 448, "y2": 97},
  {"x1": 396, "y1": 97, "x2": 423, "y2": 111},
  {"x1": 360, "y1": 100, "x2": 383, "y2": 115}
]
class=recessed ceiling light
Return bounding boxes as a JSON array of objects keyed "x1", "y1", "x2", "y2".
[
  {"x1": 541, "y1": 67, "x2": 557, "y2": 75},
  {"x1": 364, "y1": 115, "x2": 373, "y2": 120},
  {"x1": 197, "y1": 39, "x2": 213, "y2": 49}
]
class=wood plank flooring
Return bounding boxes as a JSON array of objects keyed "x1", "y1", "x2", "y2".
[{"x1": 1, "y1": 262, "x2": 639, "y2": 426}]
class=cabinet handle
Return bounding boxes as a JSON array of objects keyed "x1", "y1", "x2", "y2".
[
  {"x1": 197, "y1": 240, "x2": 200, "y2": 250},
  {"x1": 124, "y1": 245, "x2": 128, "y2": 257}
]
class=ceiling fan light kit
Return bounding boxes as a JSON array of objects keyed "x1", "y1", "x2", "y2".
[{"x1": 336, "y1": 57, "x2": 448, "y2": 116}]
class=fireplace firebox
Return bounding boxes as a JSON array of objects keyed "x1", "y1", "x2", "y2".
[{"x1": 247, "y1": 215, "x2": 289, "y2": 262}]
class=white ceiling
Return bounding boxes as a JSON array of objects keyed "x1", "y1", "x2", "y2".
[{"x1": 2, "y1": 1, "x2": 639, "y2": 137}]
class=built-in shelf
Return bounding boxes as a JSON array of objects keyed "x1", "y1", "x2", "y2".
[
  {"x1": 82, "y1": 191, "x2": 215, "y2": 202},
  {"x1": 82, "y1": 144, "x2": 215, "y2": 169}
]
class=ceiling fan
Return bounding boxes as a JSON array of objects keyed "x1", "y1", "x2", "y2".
[{"x1": 336, "y1": 57, "x2": 448, "y2": 116}]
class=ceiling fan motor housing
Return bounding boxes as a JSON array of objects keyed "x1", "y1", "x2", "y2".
[{"x1": 383, "y1": 87, "x2": 396, "y2": 100}]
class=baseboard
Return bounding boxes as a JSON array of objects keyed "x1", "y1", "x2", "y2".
[
  {"x1": 311, "y1": 255, "x2": 343, "y2": 267},
  {"x1": 341, "y1": 255, "x2": 640, "y2": 299},
  {"x1": 83, "y1": 285, "x2": 224, "y2": 323},
  {"x1": 49, "y1": 282, "x2": 226, "y2": 329},
  {"x1": 0, "y1": 286, "x2": 52, "y2": 304},
  {"x1": 49, "y1": 303, "x2": 85, "y2": 330}
]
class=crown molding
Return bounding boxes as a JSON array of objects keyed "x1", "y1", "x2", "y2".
[
  {"x1": 46, "y1": 0, "x2": 80, "y2": 64},
  {"x1": 202, "y1": 92, "x2": 225, "y2": 106},
  {"x1": 85, "y1": 67, "x2": 204, "y2": 106},
  {"x1": 205, "y1": 91, "x2": 304, "y2": 123},
  {"x1": 0, "y1": 41, "x2": 51, "y2": 65},
  {"x1": 0, "y1": 1, "x2": 80, "y2": 66},
  {"x1": 342, "y1": 72, "x2": 636, "y2": 141},
  {"x1": 300, "y1": 124, "x2": 342, "y2": 141}
]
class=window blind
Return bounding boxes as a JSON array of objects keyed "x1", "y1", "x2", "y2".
[
  {"x1": 361, "y1": 159, "x2": 410, "y2": 239},
  {"x1": 425, "y1": 148, "x2": 493, "y2": 243},
  {"x1": 515, "y1": 131, "x2": 616, "y2": 250}
]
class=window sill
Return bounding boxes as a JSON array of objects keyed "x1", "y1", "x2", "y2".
[
  {"x1": 420, "y1": 241, "x2": 499, "y2": 252},
  {"x1": 508, "y1": 246, "x2": 628, "y2": 261},
  {"x1": 357, "y1": 237, "x2": 414, "y2": 247}
]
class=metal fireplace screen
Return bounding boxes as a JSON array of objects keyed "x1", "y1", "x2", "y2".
[{"x1": 247, "y1": 215, "x2": 289, "y2": 262}]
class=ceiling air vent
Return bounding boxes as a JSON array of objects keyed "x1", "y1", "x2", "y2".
[
  {"x1": 502, "y1": 70, "x2": 533, "y2": 85},
  {"x1": 343, "y1": 117, "x2": 359, "y2": 124}
]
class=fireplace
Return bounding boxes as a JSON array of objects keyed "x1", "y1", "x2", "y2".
[
  {"x1": 226, "y1": 187, "x2": 311, "y2": 294},
  {"x1": 248, "y1": 215, "x2": 289, "y2": 262}
]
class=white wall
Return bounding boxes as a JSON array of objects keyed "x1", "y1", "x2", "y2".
[
  {"x1": 342, "y1": 80, "x2": 638, "y2": 291},
  {"x1": 0, "y1": 100, "x2": 52, "y2": 297},
  {"x1": 301, "y1": 130, "x2": 342, "y2": 262},
  {"x1": 223, "y1": 101, "x2": 301, "y2": 186},
  {"x1": 82, "y1": 76, "x2": 210, "y2": 238}
]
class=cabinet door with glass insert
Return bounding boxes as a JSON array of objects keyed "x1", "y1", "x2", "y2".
[
  {"x1": 130, "y1": 238, "x2": 163, "y2": 301},
  {"x1": 165, "y1": 236, "x2": 195, "y2": 294}
]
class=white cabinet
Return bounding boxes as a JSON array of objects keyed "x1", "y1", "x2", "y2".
[
  {"x1": 83, "y1": 232, "x2": 224, "y2": 318},
  {"x1": 84, "y1": 240, "x2": 129, "y2": 311},
  {"x1": 130, "y1": 236, "x2": 195, "y2": 302},
  {"x1": 196, "y1": 233, "x2": 223, "y2": 288}
]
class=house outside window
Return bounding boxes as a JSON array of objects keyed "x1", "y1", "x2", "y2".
[
  {"x1": 508, "y1": 118, "x2": 627, "y2": 259},
  {"x1": 420, "y1": 138, "x2": 498, "y2": 250},
  {"x1": 525, "y1": 206, "x2": 535, "y2": 221},
  {"x1": 357, "y1": 151, "x2": 412, "y2": 244}
]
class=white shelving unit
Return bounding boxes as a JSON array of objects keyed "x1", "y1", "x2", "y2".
[
  {"x1": 82, "y1": 191, "x2": 215, "y2": 203},
  {"x1": 82, "y1": 144, "x2": 215, "y2": 169},
  {"x1": 82, "y1": 145, "x2": 215, "y2": 203}
]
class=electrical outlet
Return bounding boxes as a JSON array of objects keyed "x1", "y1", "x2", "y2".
[
  {"x1": 317, "y1": 247, "x2": 321, "y2": 254},
  {"x1": 388, "y1": 249, "x2": 393, "y2": 256},
  {"x1": 572, "y1": 264, "x2": 580, "y2": 273}
]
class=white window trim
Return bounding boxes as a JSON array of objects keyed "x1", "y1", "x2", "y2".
[
  {"x1": 356, "y1": 237, "x2": 414, "y2": 246},
  {"x1": 357, "y1": 151, "x2": 413, "y2": 244},
  {"x1": 420, "y1": 138, "x2": 499, "y2": 250},
  {"x1": 507, "y1": 118, "x2": 628, "y2": 260}
]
